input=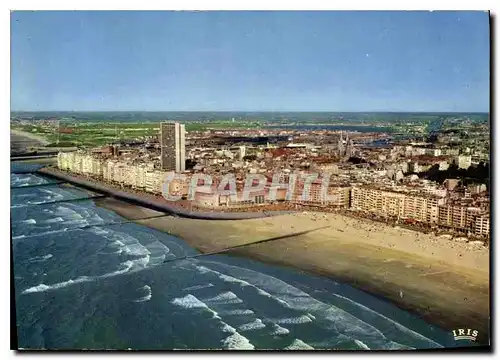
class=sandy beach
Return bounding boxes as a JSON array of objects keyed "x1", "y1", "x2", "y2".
[
  {"x1": 10, "y1": 129, "x2": 50, "y2": 146},
  {"x1": 96, "y1": 197, "x2": 490, "y2": 345}
]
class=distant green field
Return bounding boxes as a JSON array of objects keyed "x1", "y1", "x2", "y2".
[{"x1": 11, "y1": 121, "x2": 262, "y2": 148}]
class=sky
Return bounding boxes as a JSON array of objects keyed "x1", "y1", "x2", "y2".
[{"x1": 11, "y1": 11, "x2": 490, "y2": 112}]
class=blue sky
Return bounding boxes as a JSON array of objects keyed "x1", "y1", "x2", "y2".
[{"x1": 11, "y1": 11, "x2": 489, "y2": 112}]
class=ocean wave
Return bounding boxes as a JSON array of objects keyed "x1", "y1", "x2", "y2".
[
  {"x1": 148, "y1": 254, "x2": 167, "y2": 266},
  {"x1": 21, "y1": 219, "x2": 37, "y2": 225},
  {"x1": 11, "y1": 174, "x2": 47, "y2": 186},
  {"x1": 22, "y1": 256, "x2": 147, "y2": 295},
  {"x1": 182, "y1": 283, "x2": 214, "y2": 292},
  {"x1": 122, "y1": 243, "x2": 151, "y2": 257},
  {"x1": 101, "y1": 260, "x2": 135, "y2": 278},
  {"x1": 330, "y1": 293, "x2": 442, "y2": 349},
  {"x1": 194, "y1": 264, "x2": 290, "y2": 308},
  {"x1": 13, "y1": 228, "x2": 69, "y2": 240},
  {"x1": 195, "y1": 261, "x2": 430, "y2": 350},
  {"x1": 88, "y1": 227, "x2": 110, "y2": 236},
  {"x1": 203, "y1": 291, "x2": 243, "y2": 305},
  {"x1": 220, "y1": 322, "x2": 237, "y2": 333},
  {"x1": 28, "y1": 254, "x2": 53, "y2": 262},
  {"x1": 133, "y1": 255, "x2": 150, "y2": 268},
  {"x1": 42, "y1": 217, "x2": 64, "y2": 224},
  {"x1": 171, "y1": 294, "x2": 222, "y2": 320},
  {"x1": 53, "y1": 206, "x2": 78, "y2": 217},
  {"x1": 133, "y1": 285, "x2": 152, "y2": 303},
  {"x1": 272, "y1": 315, "x2": 313, "y2": 325},
  {"x1": 22, "y1": 275, "x2": 92, "y2": 294},
  {"x1": 221, "y1": 332, "x2": 255, "y2": 350},
  {"x1": 238, "y1": 319, "x2": 266, "y2": 332},
  {"x1": 146, "y1": 241, "x2": 171, "y2": 256},
  {"x1": 172, "y1": 294, "x2": 210, "y2": 309},
  {"x1": 284, "y1": 339, "x2": 314, "y2": 350},
  {"x1": 93, "y1": 228, "x2": 153, "y2": 259},
  {"x1": 354, "y1": 339, "x2": 370, "y2": 350},
  {"x1": 219, "y1": 309, "x2": 255, "y2": 316},
  {"x1": 63, "y1": 219, "x2": 89, "y2": 226},
  {"x1": 307, "y1": 313, "x2": 316, "y2": 320},
  {"x1": 270, "y1": 324, "x2": 290, "y2": 336}
]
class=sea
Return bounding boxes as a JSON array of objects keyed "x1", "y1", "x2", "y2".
[
  {"x1": 263, "y1": 124, "x2": 393, "y2": 133},
  {"x1": 11, "y1": 163, "x2": 460, "y2": 350}
]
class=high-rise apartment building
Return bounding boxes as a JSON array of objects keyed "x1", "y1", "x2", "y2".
[{"x1": 160, "y1": 122, "x2": 186, "y2": 172}]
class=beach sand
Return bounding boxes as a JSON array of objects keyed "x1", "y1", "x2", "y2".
[
  {"x1": 10, "y1": 129, "x2": 49, "y2": 146},
  {"x1": 95, "y1": 197, "x2": 490, "y2": 345}
]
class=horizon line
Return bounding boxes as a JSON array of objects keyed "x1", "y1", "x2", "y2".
[{"x1": 10, "y1": 110, "x2": 490, "y2": 114}]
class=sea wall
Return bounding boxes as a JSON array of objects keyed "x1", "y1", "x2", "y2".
[{"x1": 37, "y1": 167, "x2": 292, "y2": 220}]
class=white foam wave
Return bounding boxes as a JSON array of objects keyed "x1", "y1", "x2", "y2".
[
  {"x1": 270, "y1": 324, "x2": 290, "y2": 336},
  {"x1": 133, "y1": 255, "x2": 150, "y2": 268},
  {"x1": 221, "y1": 332, "x2": 255, "y2": 350},
  {"x1": 92, "y1": 228, "x2": 153, "y2": 260},
  {"x1": 220, "y1": 322, "x2": 237, "y2": 333},
  {"x1": 22, "y1": 275, "x2": 92, "y2": 294},
  {"x1": 203, "y1": 291, "x2": 243, "y2": 305},
  {"x1": 238, "y1": 319, "x2": 266, "y2": 332},
  {"x1": 148, "y1": 254, "x2": 167, "y2": 266},
  {"x1": 14, "y1": 228, "x2": 68, "y2": 240},
  {"x1": 273, "y1": 315, "x2": 313, "y2": 325},
  {"x1": 43, "y1": 217, "x2": 64, "y2": 224},
  {"x1": 21, "y1": 219, "x2": 37, "y2": 225},
  {"x1": 172, "y1": 293, "x2": 222, "y2": 320},
  {"x1": 133, "y1": 285, "x2": 152, "y2": 303},
  {"x1": 330, "y1": 293, "x2": 442, "y2": 348},
  {"x1": 28, "y1": 254, "x2": 53, "y2": 262},
  {"x1": 102, "y1": 261, "x2": 135, "y2": 278},
  {"x1": 146, "y1": 241, "x2": 171, "y2": 256},
  {"x1": 88, "y1": 227, "x2": 110, "y2": 235},
  {"x1": 123, "y1": 243, "x2": 151, "y2": 257},
  {"x1": 197, "y1": 261, "x2": 439, "y2": 349},
  {"x1": 182, "y1": 283, "x2": 215, "y2": 292},
  {"x1": 285, "y1": 339, "x2": 314, "y2": 350},
  {"x1": 64, "y1": 219, "x2": 88, "y2": 226},
  {"x1": 194, "y1": 264, "x2": 291, "y2": 308},
  {"x1": 22, "y1": 257, "x2": 144, "y2": 295},
  {"x1": 354, "y1": 339, "x2": 370, "y2": 350},
  {"x1": 220, "y1": 309, "x2": 255, "y2": 316},
  {"x1": 172, "y1": 294, "x2": 210, "y2": 309},
  {"x1": 53, "y1": 206, "x2": 79, "y2": 217}
]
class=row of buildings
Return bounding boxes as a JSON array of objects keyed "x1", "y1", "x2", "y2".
[
  {"x1": 350, "y1": 186, "x2": 489, "y2": 237},
  {"x1": 57, "y1": 150, "x2": 489, "y2": 238}
]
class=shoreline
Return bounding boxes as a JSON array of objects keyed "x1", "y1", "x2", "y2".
[
  {"x1": 10, "y1": 129, "x2": 50, "y2": 146},
  {"x1": 37, "y1": 167, "x2": 291, "y2": 220},
  {"x1": 41, "y1": 167, "x2": 488, "y2": 242},
  {"x1": 94, "y1": 197, "x2": 490, "y2": 346}
]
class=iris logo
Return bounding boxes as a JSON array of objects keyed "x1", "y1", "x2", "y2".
[{"x1": 452, "y1": 328, "x2": 479, "y2": 341}]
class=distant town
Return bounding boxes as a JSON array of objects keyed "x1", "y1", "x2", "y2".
[{"x1": 12, "y1": 112, "x2": 490, "y2": 242}]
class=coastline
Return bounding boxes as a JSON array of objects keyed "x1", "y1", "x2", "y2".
[
  {"x1": 94, "y1": 196, "x2": 490, "y2": 346},
  {"x1": 10, "y1": 129, "x2": 50, "y2": 146},
  {"x1": 37, "y1": 167, "x2": 291, "y2": 220}
]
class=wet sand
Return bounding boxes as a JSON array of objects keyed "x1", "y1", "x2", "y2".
[{"x1": 95, "y1": 197, "x2": 490, "y2": 345}]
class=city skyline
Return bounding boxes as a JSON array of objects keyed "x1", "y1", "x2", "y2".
[{"x1": 11, "y1": 11, "x2": 490, "y2": 112}]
